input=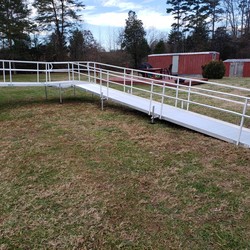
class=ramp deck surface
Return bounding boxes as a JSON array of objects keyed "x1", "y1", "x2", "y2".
[
  {"x1": 75, "y1": 82, "x2": 250, "y2": 148},
  {"x1": 0, "y1": 81, "x2": 73, "y2": 88}
]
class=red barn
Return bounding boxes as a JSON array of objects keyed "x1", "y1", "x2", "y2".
[
  {"x1": 224, "y1": 59, "x2": 250, "y2": 77},
  {"x1": 148, "y1": 51, "x2": 220, "y2": 76}
]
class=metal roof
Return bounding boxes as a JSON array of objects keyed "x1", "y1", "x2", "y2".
[
  {"x1": 224, "y1": 59, "x2": 250, "y2": 63},
  {"x1": 148, "y1": 51, "x2": 219, "y2": 57}
]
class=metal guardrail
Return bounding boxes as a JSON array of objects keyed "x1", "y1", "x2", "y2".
[
  {"x1": 72, "y1": 61, "x2": 250, "y2": 145},
  {"x1": 1, "y1": 59, "x2": 250, "y2": 145}
]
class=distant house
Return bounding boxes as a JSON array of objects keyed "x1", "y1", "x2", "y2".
[
  {"x1": 224, "y1": 59, "x2": 250, "y2": 77},
  {"x1": 148, "y1": 51, "x2": 220, "y2": 76}
]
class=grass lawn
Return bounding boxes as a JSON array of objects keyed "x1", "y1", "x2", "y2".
[{"x1": 0, "y1": 77, "x2": 250, "y2": 249}]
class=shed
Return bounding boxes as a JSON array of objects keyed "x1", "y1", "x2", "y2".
[
  {"x1": 224, "y1": 59, "x2": 250, "y2": 77},
  {"x1": 148, "y1": 51, "x2": 220, "y2": 76}
]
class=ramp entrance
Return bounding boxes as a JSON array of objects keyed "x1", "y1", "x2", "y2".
[{"x1": 1, "y1": 60, "x2": 250, "y2": 147}]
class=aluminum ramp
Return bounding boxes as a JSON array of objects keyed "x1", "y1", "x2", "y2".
[{"x1": 75, "y1": 82, "x2": 250, "y2": 148}]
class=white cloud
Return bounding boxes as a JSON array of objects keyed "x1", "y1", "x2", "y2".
[
  {"x1": 138, "y1": 9, "x2": 174, "y2": 31},
  {"x1": 85, "y1": 5, "x2": 96, "y2": 11},
  {"x1": 84, "y1": 8, "x2": 173, "y2": 32},
  {"x1": 84, "y1": 11, "x2": 128, "y2": 27},
  {"x1": 101, "y1": 0, "x2": 142, "y2": 10}
]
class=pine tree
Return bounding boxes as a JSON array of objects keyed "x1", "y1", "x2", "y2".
[
  {"x1": 166, "y1": 0, "x2": 188, "y2": 33},
  {"x1": 153, "y1": 40, "x2": 166, "y2": 54},
  {"x1": 33, "y1": 0, "x2": 85, "y2": 60},
  {"x1": 167, "y1": 29, "x2": 185, "y2": 52},
  {"x1": 167, "y1": 0, "x2": 223, "y2": 37},
  {"x1": 121, "y1": 11, "x2": 150, "y2": 68},
  {"x1": 69, "y1": 29, "x2": 99, "y2": 61},
  {"x1": 0, "y1": 0, "x2": 31, "y2": 54},
  {"x1": 183, "y1": 0, "x2": 209, "y2": 30},
  {"x1": 205, "y1": 0, "x2": 224, "y2": 38}
]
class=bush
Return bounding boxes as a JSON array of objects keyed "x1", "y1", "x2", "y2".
[{"x1": 202, "y1": 60, "x2": 225, "y2": 79}]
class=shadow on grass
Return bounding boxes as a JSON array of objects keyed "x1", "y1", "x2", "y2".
[{"x1": 0, "y1": 88, "x2": 188, "y2": 133}]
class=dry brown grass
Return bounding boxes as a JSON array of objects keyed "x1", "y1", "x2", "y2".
[{"x1": 0, "y1": 85, "x2": 250, "y2": 249}]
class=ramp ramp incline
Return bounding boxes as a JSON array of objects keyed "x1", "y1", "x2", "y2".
[{"x1": 75, "y1": 82, "x2": 250, "y2": 148}]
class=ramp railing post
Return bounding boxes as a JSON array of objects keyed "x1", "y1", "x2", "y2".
[
  {"x1": 187, "y1": 79, "x2": 192, "y2": 110},
  {"x1": 160, "y1": 82, "x2": 166, "y2": 118},
  {"x1": 175, "y1": 78, "x2": 179, "y2": 107},
  {"x1": 9, "y1": 61, "x2": 12, "y2": 83},
  {"x1": 44, "y1": 63, "x2": 48, "y2": 100},
  {"x1": 68, "y1": 62, "x2": 71, "y2": 81},
  {"x1": 94, "y1": 63, "x2": 97, "y2": 84},
  {"x1": 71, "y1": 63, "x2": 75, "y2": 81},
  {"x1": 78, "y1": 62, "x2": 80, "y2": 81},
  {"x1": 130, "y1": 69, "x2": 133, "y2": 94},
  {"x1": 107, "y1": 71, "x2": 110, "y2": 99},
  {"x1": 87, "y1": 62, "x2": 91, "y2": 82},
  {"x1": 37, "y1": 63, "x2": 39, "y2": 83},
  {"x1": 123, "y1": 68, "x2": 126, "y2": 92},
  {"x1": 49, "y1": 63, "x2": 52, "y2": 82},
  {"x1": 100, "y1": 68, "x2": 103, "y2": 94},
  {"x1": 149, "y1": 80, "x2": 154, "y2": 115},
  {"x1": 237, "y1": 98, "x2": 249, "y2": 145},
  {"x1": 3, "y1": 61, "x2": 6, "y2": 82},
  {"x1": 45, "y1": 63, "x2": 48, "y2": 83}
]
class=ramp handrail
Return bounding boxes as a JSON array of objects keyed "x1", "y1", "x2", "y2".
[{"x1": 72, "y1": 61, "x2": 250, "y2": 144}]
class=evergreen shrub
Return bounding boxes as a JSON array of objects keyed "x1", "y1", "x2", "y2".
[{"x1": 202, "y1": 60, "x2": 226, "y2": 79}]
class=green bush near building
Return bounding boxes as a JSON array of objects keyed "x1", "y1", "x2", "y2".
[{"x1": 202, "y1": 60, "x2": 226, "y2": 79}]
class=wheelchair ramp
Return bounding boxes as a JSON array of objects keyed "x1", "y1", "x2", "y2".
[{"x1": 75, "y1": 82, "x2": 250, "y2": 148}]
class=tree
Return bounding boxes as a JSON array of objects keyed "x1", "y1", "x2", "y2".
[
  {"x1": 210, "y1": 27, "x2": 234, "y2": 59},
  {"x1": 33, "y1": 0, "x2": 85, "y2": 60},
  {"x1": 185, "y1": 24, "x2": 210, "y2": 51},
  {"x1": 245, "y1": 0, "x2": 250, "y2": 34},
  {"x1": 146, "y1": 27, "x2": 167, "y2": 52},
  {"x1": 238, "y1": 0, "x2": 250, "y2": 35},
  {"x1": 182, "y1": 0, "x2": 210, "y2": 31},
  {"x1": 166, "y1": 0, "x2": 189, "y2": 50},
  {"x1": 223, "y1": 0, "x2": 240, "y2": 37},
  {"x1": 153, "y1": 40, "x2": 166, "y2": 54},
  {"x1": 166, "y1": 0, "x2": 188, "y2": 33},
  {"x1": 0, "y1": 0, "x2": 32, "y2": 58},
  {"x1": 121, "y1": 11, "x2": 150, "y2": 68},
  {"x1": 166, "y1": 0, "x2": 223, "y2": 47},
  {"x1": 69, "y1": 29, "x2": 101, "y2": 61},
  {"x1": 205, "y1": 0, "x2": 224, "y2": 39},
  {"x1": 167, "y1": 28, "x2": 185, "y2": 52},
  {"x1": 69, "y1": 30, "x2": 85, "y2": 60}
]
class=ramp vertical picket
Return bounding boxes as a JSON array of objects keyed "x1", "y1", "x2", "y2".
[{"x1": 237, "y1": 99, "x2": 249, "y2": 145}]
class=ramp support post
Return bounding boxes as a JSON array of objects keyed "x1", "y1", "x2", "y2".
[
  {"x1": 101, "y1": 92, "x2": 106, "y2": 111},
  {"x1": 45, "y1": 84, "x2": 48, "y2": 100},
  {"x1": 59, "y1": 84, "x2": 63, "y2": 104},
  {"x1": 151, "y1": 105, "x2": 155, "y2": 124}
]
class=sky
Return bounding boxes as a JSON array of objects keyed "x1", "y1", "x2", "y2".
[{"x1": 81, "y1": 0, "x2": 174, "y2": 49}]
